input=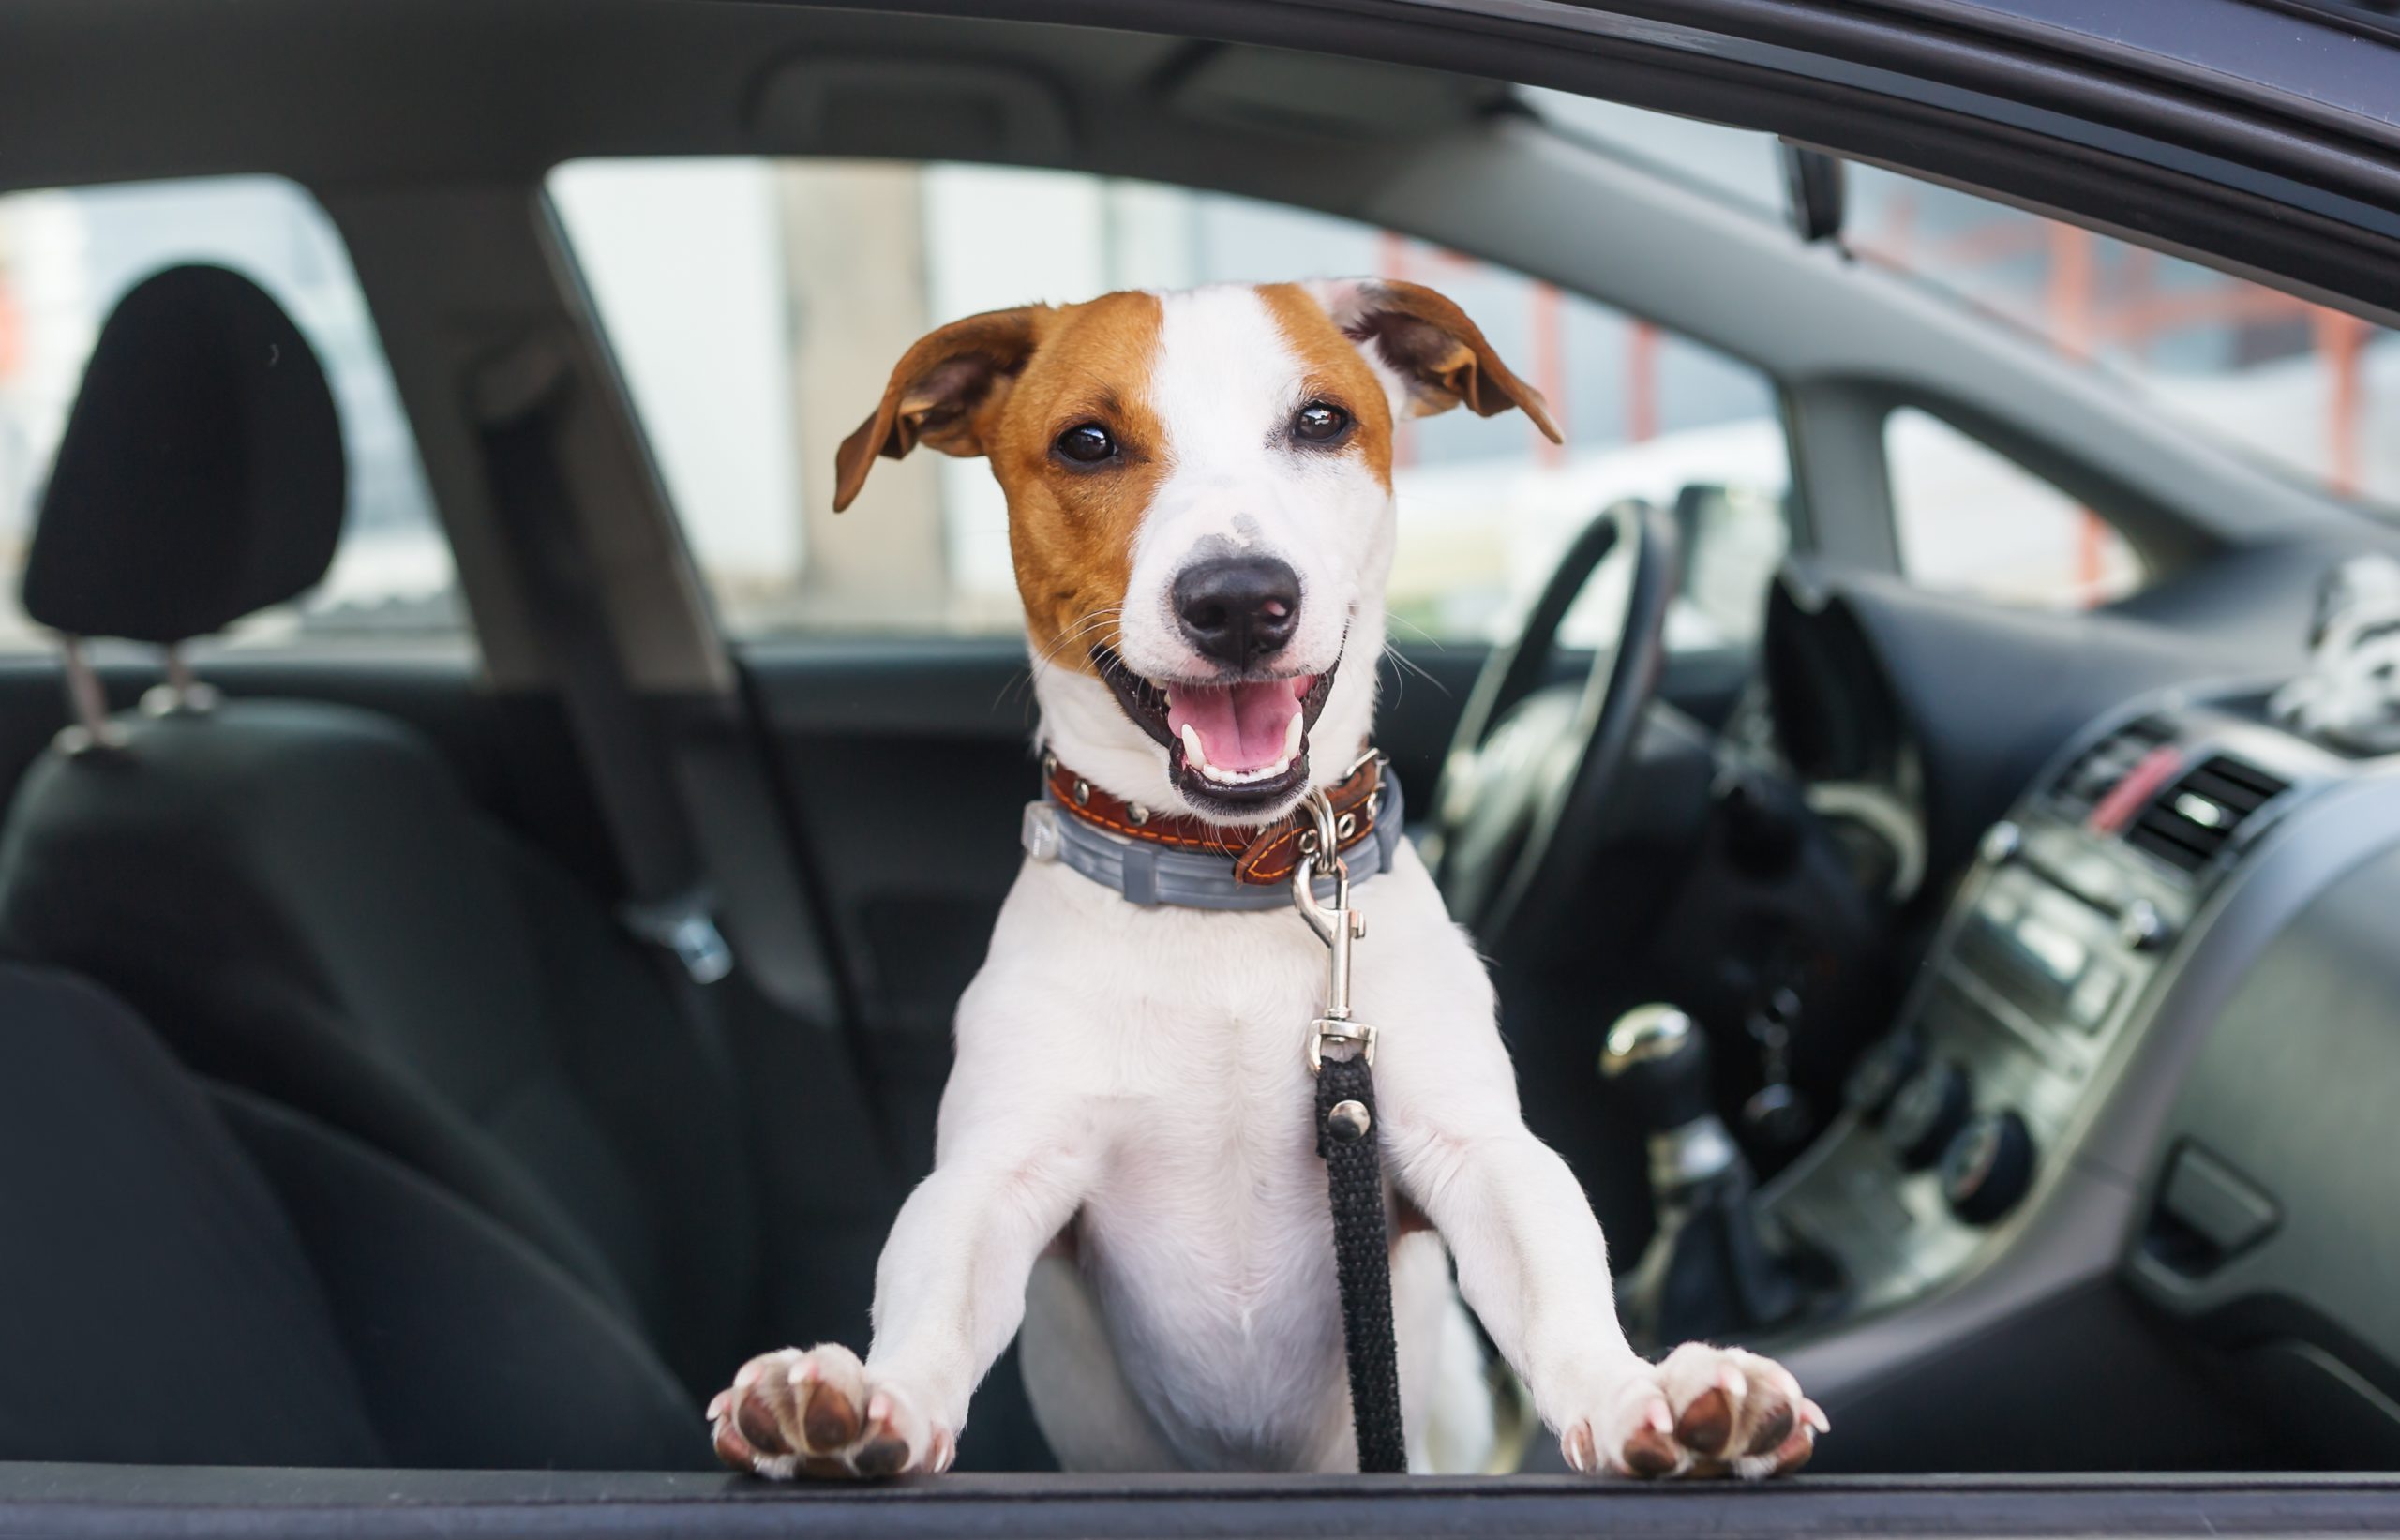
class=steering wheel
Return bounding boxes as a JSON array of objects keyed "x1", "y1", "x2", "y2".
[{"x1": 1430, "y1": 498, "x2": 1679, "y2": 940}]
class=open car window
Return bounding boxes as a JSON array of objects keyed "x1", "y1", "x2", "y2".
[{"x1": 547, "y1": 157, "x2": 1792, "y2": 650}]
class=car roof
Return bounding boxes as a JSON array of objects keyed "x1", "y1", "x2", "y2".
[{"x1": 7, "y1": 0, "x2": 2397, "y2": 334}]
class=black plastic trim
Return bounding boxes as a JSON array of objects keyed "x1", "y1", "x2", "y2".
[
  {"x1": 2219, "y1": 0, "x2": 2400, "y2": 49},
  {"x1": 873, "y1": 0, "x2": 2400, "y2": 319},
  {"x1": 7, "y1": 1468, "x2": 2400, "y2": 1539}
]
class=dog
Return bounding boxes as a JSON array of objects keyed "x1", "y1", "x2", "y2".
[{"x1": 708, "y1": 279, "x2": 1824, "y2": 1479}]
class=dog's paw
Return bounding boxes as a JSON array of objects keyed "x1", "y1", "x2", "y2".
[
  {"x1": 1561, "y1": 1343, "x2": 1826, "y2": 1480},
  {"x1": 708, "y1": 1344, "x2": 953, "y2": 1480}
]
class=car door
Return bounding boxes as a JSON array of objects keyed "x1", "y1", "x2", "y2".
[{"x1": 7, "y1": 0, "x2": 2400, "y2": 1532}]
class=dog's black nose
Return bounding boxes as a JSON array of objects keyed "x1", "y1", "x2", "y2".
[{"x1": 1173, "y1": 555, "x2": 1301, "y2": 668}]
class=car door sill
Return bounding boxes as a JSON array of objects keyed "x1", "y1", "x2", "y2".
[{"x1": 5, "y1": 1467, "x2": 2400, "y2": 1539}]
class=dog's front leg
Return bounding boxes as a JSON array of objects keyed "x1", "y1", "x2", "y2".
[
  {"x1": 1384, "y1": 1038, "x2": 1825, "y2": 1479},
  {"x1": 712, "y1": 1105, "x2": 1099, "y2": 1480}
]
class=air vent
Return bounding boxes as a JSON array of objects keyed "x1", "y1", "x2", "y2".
[
  {"x1": 2053, "y1": 714, "x2": 2175, "y2": 817},
  {"x1": 2124, "y1": 756, "x2": 2290, "y2": 875}
]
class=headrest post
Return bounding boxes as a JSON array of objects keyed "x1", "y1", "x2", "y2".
[
  {"x1": 142, "y1": 643, "x2": 220, "y2": 718},
  {"x1": 54, "y1": 637, "x2": 128, "y2": 757}
]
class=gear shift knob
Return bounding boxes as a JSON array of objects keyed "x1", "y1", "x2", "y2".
[
  {"x1": 1603, "y1": 1003, "x2": 1814, "y2": 1348},
  {"x1": 1603, "y1": 1004, "x2": 1740, "y2": 1193},
  {"x1": 1601, "y1": 1004, "x2": 1715, "y2": 1133}
]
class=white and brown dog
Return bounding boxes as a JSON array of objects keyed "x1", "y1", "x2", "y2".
[{"x1": 708, "y1": 280, "x2": 1824, "y2": 1480}]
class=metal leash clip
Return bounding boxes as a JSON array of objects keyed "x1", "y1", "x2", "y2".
[{"x1": 1292, "y1": 787, "x2": 1377, "y2": 1074}]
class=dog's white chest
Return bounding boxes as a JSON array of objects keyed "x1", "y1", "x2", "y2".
[
  {"x1": 954, "y1": 853, "x2": 1462, "y2": 1470},
  {"x1": 1079, "y1": 977, "x2": 1349, "y2": 1469}
]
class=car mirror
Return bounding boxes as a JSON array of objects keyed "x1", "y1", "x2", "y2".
[{"x1": 1780, "y1": 143, "x2": 1847, "y2": 244}]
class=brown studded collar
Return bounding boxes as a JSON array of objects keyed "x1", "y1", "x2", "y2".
[{"x1": 1044, "y1": 751, "x2": 1388, "y2": 886}]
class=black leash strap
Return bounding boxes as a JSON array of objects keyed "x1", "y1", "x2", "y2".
[
  {"x1": 1293, "y1": 784, "x2": 1407, "y2": 1473},
  {"x1": 1316, "y1": 1052, "x2": 1406, "y2": 1473}
]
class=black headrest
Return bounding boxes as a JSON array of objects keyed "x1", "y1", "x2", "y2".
[{"x1": 22, "y1": 264, "x2": 345, "y2": 645}]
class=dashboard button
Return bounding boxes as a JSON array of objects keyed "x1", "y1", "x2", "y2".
[
  {"x1": 1941, "y1": 1111, "x2": 2036, "y2": 1224},
  {"x1": 1843, "y1": 1034, "x2": 1925, "y2": 1122},
  {"x1": 2067, "y1": 965, "x2": 2122, "y2": 1031},
  {"x1": 2119, "y1": 898, "x2": 2172, "y2": 952},
  {"x1": 1886, "y1": 1060, "x2": 1972, "y2": 1170}
]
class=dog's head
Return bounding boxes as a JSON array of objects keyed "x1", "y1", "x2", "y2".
[{"x1": 834, "y1": 280, "x2": 1558, "y2": 823}]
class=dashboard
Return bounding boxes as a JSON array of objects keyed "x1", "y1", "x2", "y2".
[
  {"x1": 1768, "y1": 694, "x2": 2322, "y2": 1293},
  {"x1": 1762, "y1": 676, "x2": 2400, "y2": 1468}
]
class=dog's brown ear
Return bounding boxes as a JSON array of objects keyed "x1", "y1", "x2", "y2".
[
  {"x1": 1304, "y1": 278, "x2": 1562, "y2": 443},
  {"x1": 832, "y1": 306, "x2": 1049, "y2": 511}
]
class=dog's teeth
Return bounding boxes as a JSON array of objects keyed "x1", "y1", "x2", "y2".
[
  {"x1": 1194, "y1": 757, "x2": 1290, "y2": 785},
  {"x1": 1178, "y1": 720, "x2": 1305, "y2": 786},
  {"x1": 1283, "y1": 712, "x2": 1304, "y2": 759}
]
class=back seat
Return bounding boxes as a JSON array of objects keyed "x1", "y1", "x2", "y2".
[{"x1": 0, "y1": 263, "x2": 762, "y2": 1407}]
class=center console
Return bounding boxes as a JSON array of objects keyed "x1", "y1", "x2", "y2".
[{"x1": 1761, "y1": 694, "x2": 2335, "y2": 1320}]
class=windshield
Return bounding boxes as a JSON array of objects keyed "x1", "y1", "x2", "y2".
[{"x1": 1530, "y1": 89, "x2": 2399, "y2": 516}]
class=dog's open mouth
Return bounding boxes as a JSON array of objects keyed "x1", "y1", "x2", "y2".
[{"x1": 1093, "y1": 645, "x2": 1338, "y2": 815}]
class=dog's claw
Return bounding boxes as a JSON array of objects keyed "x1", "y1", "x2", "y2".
[{"x1": 712, "y1": 1414, "x2": 758, "y2": 1470}]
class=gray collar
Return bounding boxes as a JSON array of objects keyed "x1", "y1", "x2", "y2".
[{"x1": 1021, "y1": 772, "x2": 1405, "y2": 910}]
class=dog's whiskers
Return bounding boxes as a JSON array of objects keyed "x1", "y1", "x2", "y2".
[
  {"x1": 1036, "y1": 607, "x2": 1124, "y2": 668},
  {"x1": 1382, "y1": 638, "x2": 1448, "y2": 698},
  {"x1": 1003, "y1": 606, "x2": 1126, "y2": 710}
]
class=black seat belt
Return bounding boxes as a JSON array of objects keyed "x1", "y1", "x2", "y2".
[{"x1": 469, "y1": 340, "x2": 733, "y2": 1059}]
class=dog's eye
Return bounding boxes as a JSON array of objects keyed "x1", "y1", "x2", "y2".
[
  {"x1": 1292, "y1": 401, "x2": 1351, "y2": 443},
  {"x1": 1054, "y1": 423, "x2": 1118, "y2": 464}
]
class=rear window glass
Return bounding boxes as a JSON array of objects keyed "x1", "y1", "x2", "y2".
[{"x1": 0, "y1": 175, "x2": 460, "y2": 652}]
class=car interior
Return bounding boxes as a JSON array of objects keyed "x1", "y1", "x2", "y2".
[{"x1": 3, "y1": 0, "x2": 2400, "y2": 1522}]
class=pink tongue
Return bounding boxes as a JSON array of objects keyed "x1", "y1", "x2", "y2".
[{"x1": 1166, "y1": 678, "x2": 1312, "y2": 772}]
